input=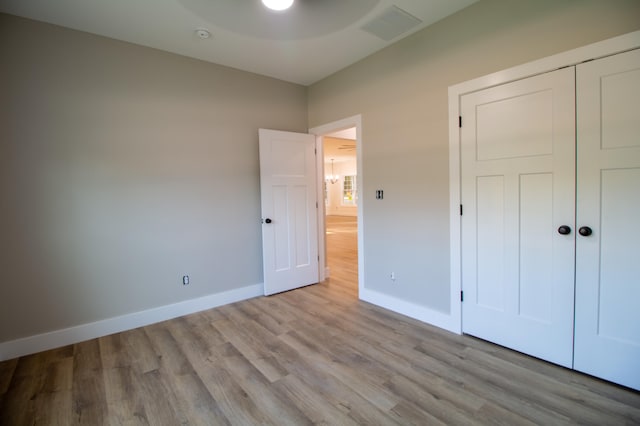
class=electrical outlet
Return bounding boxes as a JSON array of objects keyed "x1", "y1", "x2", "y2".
[{"x1": 182, "y1": 275, "x2": 189, "y2": 285}]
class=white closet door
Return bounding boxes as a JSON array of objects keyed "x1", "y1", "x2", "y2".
[
  {"x1": 574, "y1": 49, "x2": 640, "y2": 390},
  {"x1": 461, "y1": 67, "x2": 576, "y2": 367}
]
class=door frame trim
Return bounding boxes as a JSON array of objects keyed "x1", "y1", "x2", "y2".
[
  {"x1": 309, "y1": 115, "x2": 364, "y2": 296},
  {"x1": 448, "y1": 30, "x2": 640, "y2": 334}
]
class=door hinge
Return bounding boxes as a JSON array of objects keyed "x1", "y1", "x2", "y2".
[
  {"x1": 460, "y1": 204, "x2": 463, "y2": 216},
  {"x1": 460, "y1": 291, "x2": 464, "y2": 302},
  {"x1": 459, "y1": 116, "x2": 462, "y2": 128},
  {"x1": 316, "y1": 201, "x2": 318, "y2": 208}
]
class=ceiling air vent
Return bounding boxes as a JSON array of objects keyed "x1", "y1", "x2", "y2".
[{"x1": 360, "y1": 5, "x2": 423, "y2": 41}]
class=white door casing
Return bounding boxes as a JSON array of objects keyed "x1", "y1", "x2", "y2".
[
  {"x1": 460, "y1": 67, "x2": 576, "y2": 367},
  {"x1": 259, "y1": 129, "x2": 319, "y2": 296},
  {"x1": 574, "y1": 49, "x2": 640, "y2": 390}
]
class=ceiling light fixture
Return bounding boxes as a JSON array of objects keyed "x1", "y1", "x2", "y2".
[{"x1": 262, "y1": 0, "x2": 294, "y2": 12}]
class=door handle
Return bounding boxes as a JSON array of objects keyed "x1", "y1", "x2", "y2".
[
  {"x1": 578, "y1": 226, "x2": 592, "y2": 236},
  {"x1": 264, "y1": 218, "x2": 272, "y2": 224},
  {"x1": 557, "y1": 225, "x2": 571, "y2": 235}
]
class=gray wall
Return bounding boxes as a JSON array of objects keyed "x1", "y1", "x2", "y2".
[
  {"x1": 0, "y1": 14, "x2": 307, "y2": 342},
  {"x1": 308, "y1": 0, "x2": 640, "y2": 314}
]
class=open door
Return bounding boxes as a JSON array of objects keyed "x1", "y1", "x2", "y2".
[{"x1": 259, "y1": 129, "x2": 319, "y2": 295}]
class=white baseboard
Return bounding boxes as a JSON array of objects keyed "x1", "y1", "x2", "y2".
[
  {"x1": 360, "y1": 287, "x2": 461, "y2": 335},
  {"x1": 0, "y1": 283, "x2": 263, "y2": 361}
]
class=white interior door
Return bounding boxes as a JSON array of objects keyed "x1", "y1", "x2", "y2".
[
  {"x1": 460, "y1": 67, "x2": 576, "y2": 367},
  {"x1": 259, "y1": 129, "x2": 319, "y2": 296},
  {"x1": 574, "y1": 49, "x2": 640, "y2": 390}
]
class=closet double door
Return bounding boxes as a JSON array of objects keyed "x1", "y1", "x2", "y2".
[{"x1": 460, "y1": 49, "x2": 640, "y2": 390}]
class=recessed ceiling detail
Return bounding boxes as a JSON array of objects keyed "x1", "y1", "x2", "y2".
[
  {"x1": 0, "y1": 0, "x2": 479, "y2": 85},
  {"x1": 178, "y1": 0, "x2": 380, "y2": 41},
  {"x1": 360, "y1": 5, "x2": 422, "y2": 41}
]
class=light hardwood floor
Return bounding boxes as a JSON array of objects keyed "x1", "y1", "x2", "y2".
[
  {"x1": 1, "y1": 215, "x2": 639, "y2": 425},
  {"x1": 325, "y1": 215, "x2": 359, "y2": 298}
]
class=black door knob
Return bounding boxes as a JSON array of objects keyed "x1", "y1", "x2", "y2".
[
  {"x1": 579, "y1": 226, "x2": 592, "y2": 236},
  {"x1": 264, "y1": 218, "x2": 272, "y2": 224},
  {"x1": 558, "y1": 225, "x2": 571, "y2": 235}
]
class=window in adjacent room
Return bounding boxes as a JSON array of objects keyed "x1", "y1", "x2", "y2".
[{"x1": 342, "y1": 175, "x2": 357, "y2": 206}]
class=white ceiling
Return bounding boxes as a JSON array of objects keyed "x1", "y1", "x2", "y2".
[
  {"x1": 0, "y1": 0, "x2": 477, "y2": 85},
  {"x1": 327, "y1": 128, "x2": 357, "y2": 141},
  {"x1": 325, "y1": 136, "x2": 356, "y2": 162}
]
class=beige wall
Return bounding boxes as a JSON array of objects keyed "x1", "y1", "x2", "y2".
[
  {"x1": 308, "y1": 0, "x2": 640, "y2": 314},
  {"x1": 0, "y1": 14, "x2": 307, "y2": 342}
]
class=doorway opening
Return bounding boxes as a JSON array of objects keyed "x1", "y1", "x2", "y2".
[
  {"x1": 323, "y1": 129, "x2": 358, "y2": 297},
  {"x1": 309, "y1": 115, "x2": 363, "y2": 299}
]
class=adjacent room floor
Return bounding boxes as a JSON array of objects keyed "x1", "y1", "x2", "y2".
[{"x1": 325, "y1": 215, "x2": 358, "y2": 298}]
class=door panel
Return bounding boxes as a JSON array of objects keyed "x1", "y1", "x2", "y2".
[
  {"x1": 598, "y1": 169, "x2": 640, "y2": 342},
  {"x1": 574, "y1": 49, "x2": 640, "y2": 390},
  {"x1": 476, "y1": 89, "x2": 554, "y2": 160},
  {"x1": 461, "y1": 67, "x2": 576, "y2": 367},
  {"x1": 475, "y1": 175, "x2": 505, "y2": 311},
  {"x1": 292, "y1": 185, "x2": 313, "y2": 267},
  {"x1": 519, "y1": 173, "x2": 553, "y2": 323},
  {"x1": 259, "y1": 129, "x2": 318, "y2": 296},
  {"x1": 600, "y1": 65, "x2": 640, "y2": 149},
  {"x1": 272, "y1": 185, "x2": 290, "y2": 271}
]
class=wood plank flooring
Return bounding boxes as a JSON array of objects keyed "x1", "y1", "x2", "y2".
[
  {"x1": 1, "y1": 215, "x2": 639, "y2": 425},
  {"x1": 325, "y1": 215, "x2": 358, "y2": 298}
]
